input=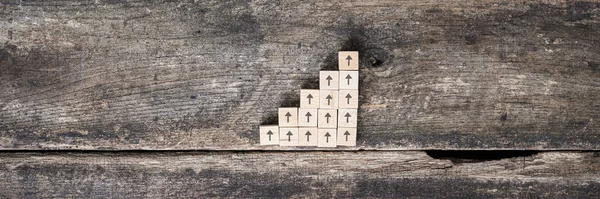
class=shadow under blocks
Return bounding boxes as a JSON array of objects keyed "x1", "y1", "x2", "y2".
[{"x1": 260, "y1": 51, "x2": 359, "y2": 147}]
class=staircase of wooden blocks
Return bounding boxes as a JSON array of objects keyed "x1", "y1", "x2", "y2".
[{"x1": 260, "y1": 51, "x2": 359, "y2": 147}]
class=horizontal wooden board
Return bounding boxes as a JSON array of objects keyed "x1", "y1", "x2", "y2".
[
  {"x1": 0, "y1": 151, "x2": 598, "y2": 198},
  {"x1": 1, "y1": 0, "x2": 599, "y2": 150}
]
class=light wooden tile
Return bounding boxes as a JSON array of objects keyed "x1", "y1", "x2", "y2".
[
  {"x1": 259, "y1": 125, "x2": 279, "y2": 145},
  {"x1": 337, "y1": 127, "x2": 357, "y2": 146},
  {"x1": 319, "y1": 90, "x2": 339, "y2": 109},
  {"x1": 298, "y1": 127, "x2": 318, "y2": 146},
  {"x1": 278, "y1": 107, "x2": 298, "y2": 127},
  {"x1": 318, "y1": 109, "x2": 337, "y2": 128},
  {"x1": 300, "y1": 89, "x2": 320, "y2": 108},
  {"x1": 338, "y1": 51, "x2": 359, "y2": 70},
  {"x1": 338, "y1": 89, "x2": 359, "y2": 109},
  {"x1": 317, "y1": 128, "x2": 337, "y2": 147},
  {"x1": 279, "y1": 127, "x2": 299, "y2": 146},
  {"x1": 319, "y1": 71, "x2": 339, "y2": 90},
  {"x1": 298, "y1": 108, "x2": 318, "y2": 127},
  {"x1": 338, "y1": 109, "x2": 358, "y2": 127},
  {"x1": 339, "y1": 71, "x2": 359, "y2": 90}
]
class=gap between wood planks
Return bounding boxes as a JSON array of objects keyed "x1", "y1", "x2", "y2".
[{"x1": 1, "y1": 149, "x2": 597, "y2": 164}]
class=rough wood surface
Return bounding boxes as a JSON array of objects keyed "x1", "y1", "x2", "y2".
[
  {"x1": 0, "y1": 151, "x2": 597, "y2": 198},
  {"x1": 1, "y1": 0, "x2": 600, "y2": 150}
]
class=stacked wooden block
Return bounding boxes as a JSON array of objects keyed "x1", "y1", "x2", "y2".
[{"x1": 260, "y1": 51, "x2": 359, "y2": 147}]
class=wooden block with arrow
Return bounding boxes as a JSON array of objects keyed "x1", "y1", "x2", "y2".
[
  {"x1": 338, "y1": 90, "x2": 358, "y2": 109},
  {"x1": 338, "y1": 109, "x2": 358, "y2": 127},
  {"x1": 319, "y1": 90, "x2": 338, "y2": 109},
  {"x1": 318, "y1": 109, "x2": 337, "y2": 128},
  {"x1": 319, "y1": 71, "x2": 339, "y2": 90},
  {"x1": 279, "y1": 127, "x2": 299, "y2": 146},
  {"x1": 337, "y1": 127, "x2": 356, "y2": 146},
  {"x1": 339, "y1": 71, "x2": 359, "y2": 90},
  {"x1": 259, "y1": 125, "x2": 279, "y2": 145},
  {"x1": 298, "y1": 127, "x2": 318, "y2": 146},
  {"x1": 279, "y1": 107, "x2": 298, "y2": 127},
  {"x1": 298, "y1": 108, "x2": 318, "y2": 127},
  {"x1": 317, "y1": 128, "x2": 337, "y2": 147},
  {"x1": 300, "y1": 89, "x2": 319, "y2": 108},
  {"x1": 338, "y1": 51, "x2": 359, "y2": 70}
]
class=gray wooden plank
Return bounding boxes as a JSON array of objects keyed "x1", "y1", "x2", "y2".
[
  {"x1": 0, "y1": 151, "x2": 598, "y2": 198},
  {"x1": 0, "y1": 0, "x2": 599, "y2": 150}
]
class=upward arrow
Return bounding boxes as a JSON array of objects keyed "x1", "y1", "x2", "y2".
[
  {"x1": 305, "y1": 131, "x2": 312, "y2": 142},
  {"x1": 326, "y1": 75, "x2": 333, "y2": 86},
  {"x1": 324, "y1": 113, "x2": 332, "y2": 123},
  {"x1": 344, "y1": 131, "x2": 350, "y2": 141},
  {"x1": 267, "y1": 130, "x2": 273, "y2": 141},
  {"x1": 305, "y1": 112, "x2": 312, "y2": 123},
  {"x1": 285, "y1": 112, "x2": 292, "y2": 123},
  {"x1": 326, "y1": 95, "x2": 333, "y2": 105},
  {"x1": 286, "y1": 131, "x2": 293, "y2": 142},
  {"x1": 324, "y1": 132, "x2": 331, "y2": 143},
  {"x1": 345, "y1": 74, "x2": 352, "y2": 85},
  {"x1": 307, "y1": 94, "x2": 313, "y2": 104},
  {"x1": 345, "y1": 55, "x2": 353, "y2": 66},
  {"x1": 344, "y1": 112, "x2": 352, "y2": 123},
  {"x1": 345, "y1": 93, "x2": 352, "y2": 104}
]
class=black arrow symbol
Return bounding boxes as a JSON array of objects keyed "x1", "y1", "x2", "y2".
[
  {"x1": 305, "y1": 112, "x2": 312, "y2": 122},
  {"x1": 326, "y1": 95, "x2": 332, "y2": 105},
  {"x1": 345, "y1": 93, "x2": 352, "y2": 104},
  {"x1": 345, "y1": 74, "x2": 352, "y2": 85},
  {"x1": 344, "y1": 131, "x2": 350, "y2": 141},
  {"x1": 346, "y1": 55, "x2": 352, "y2": 66},
  {"x1": 324, "y1": 132, "x2": 331, "y2": 143},
  {"x1": 305, "y1": 131, "x2": 312, "y2": 142},
  {"x1": 325, "y1": 113, "x2": 331, "y2": 123},
  {"x1": 286, "y1": 131, "x2": 293, "y2": 142},
  {"x1": 326, "y1": 75, "x2": 333, "y2": 86},
  {"x1": 285, "y1": 112, "x2": 292, "y2": 123},
  {"x1": 267, "y1": 130, "x2": 273, "y2": 141},
  {"x1": 344, "y1": 112, "x2": 352, "y2": 123},
  {"x1": 307, "y1": 94, "x2": 313, "y2": 104}
]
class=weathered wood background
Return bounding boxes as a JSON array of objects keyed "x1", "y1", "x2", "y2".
[
  {"x1": 1, "y1": 0, "x2": 599, "y2": 150},
  {"x1": 1, "y1": 0, "x2": 600, "y2": 197},
  {"x1": 0, "y1": 151, "x2": 598, "y2": 198}
]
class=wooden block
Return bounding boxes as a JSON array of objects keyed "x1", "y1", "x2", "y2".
[
  {"x1": 298, "y1": 108, "x2": 318, "y2": 127},
  {"x1": 339, "y1": 71, "x2": 359, "y2": 90},
  {"x1": 318, "y1": 109, "x2": 337, "y2": 128},
  {"x1": 279, "y1": 127, "x2": 299, "y2": 146},
  {"x1": 338, "y1": 89, "x2": 359, "y2": 109},
  {"x1": 319, "y1": 90, "x2": 339, "y2": 109},
  {"x1": 298, "y1": 127, "x2": 318, "y2": 146},
  {"x1": 279, "y1": 107, "x2": 298, "y2": 127},
  {"x1": 338, "y1": 51, "x2": 359, "y2": 70},
  {"x1": 337, "y1": 127, "x2": 357, "y2": 146},
  {"x1": 300, "y1": 89, "x2": 319, "y2": 108},
  {"x1": 338, "y1": 109, "x2": 358, "y2": 127},
  {"x1": 317, "y1": 128, "x2": 337, "y2": 147},
  {"x1": 259, "y1": 125, "x2": 279, "y2": 145},
  {"x1": 319, "y1": 71, "x2": 339, "y2": 90}
]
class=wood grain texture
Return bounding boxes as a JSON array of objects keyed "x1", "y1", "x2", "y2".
[
  {"x1": 0, "y1": 0, "x2": 599, "y2": 150},
  {"x1": 0, "y1": 151, "x2": 598, "y2": 198}
]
